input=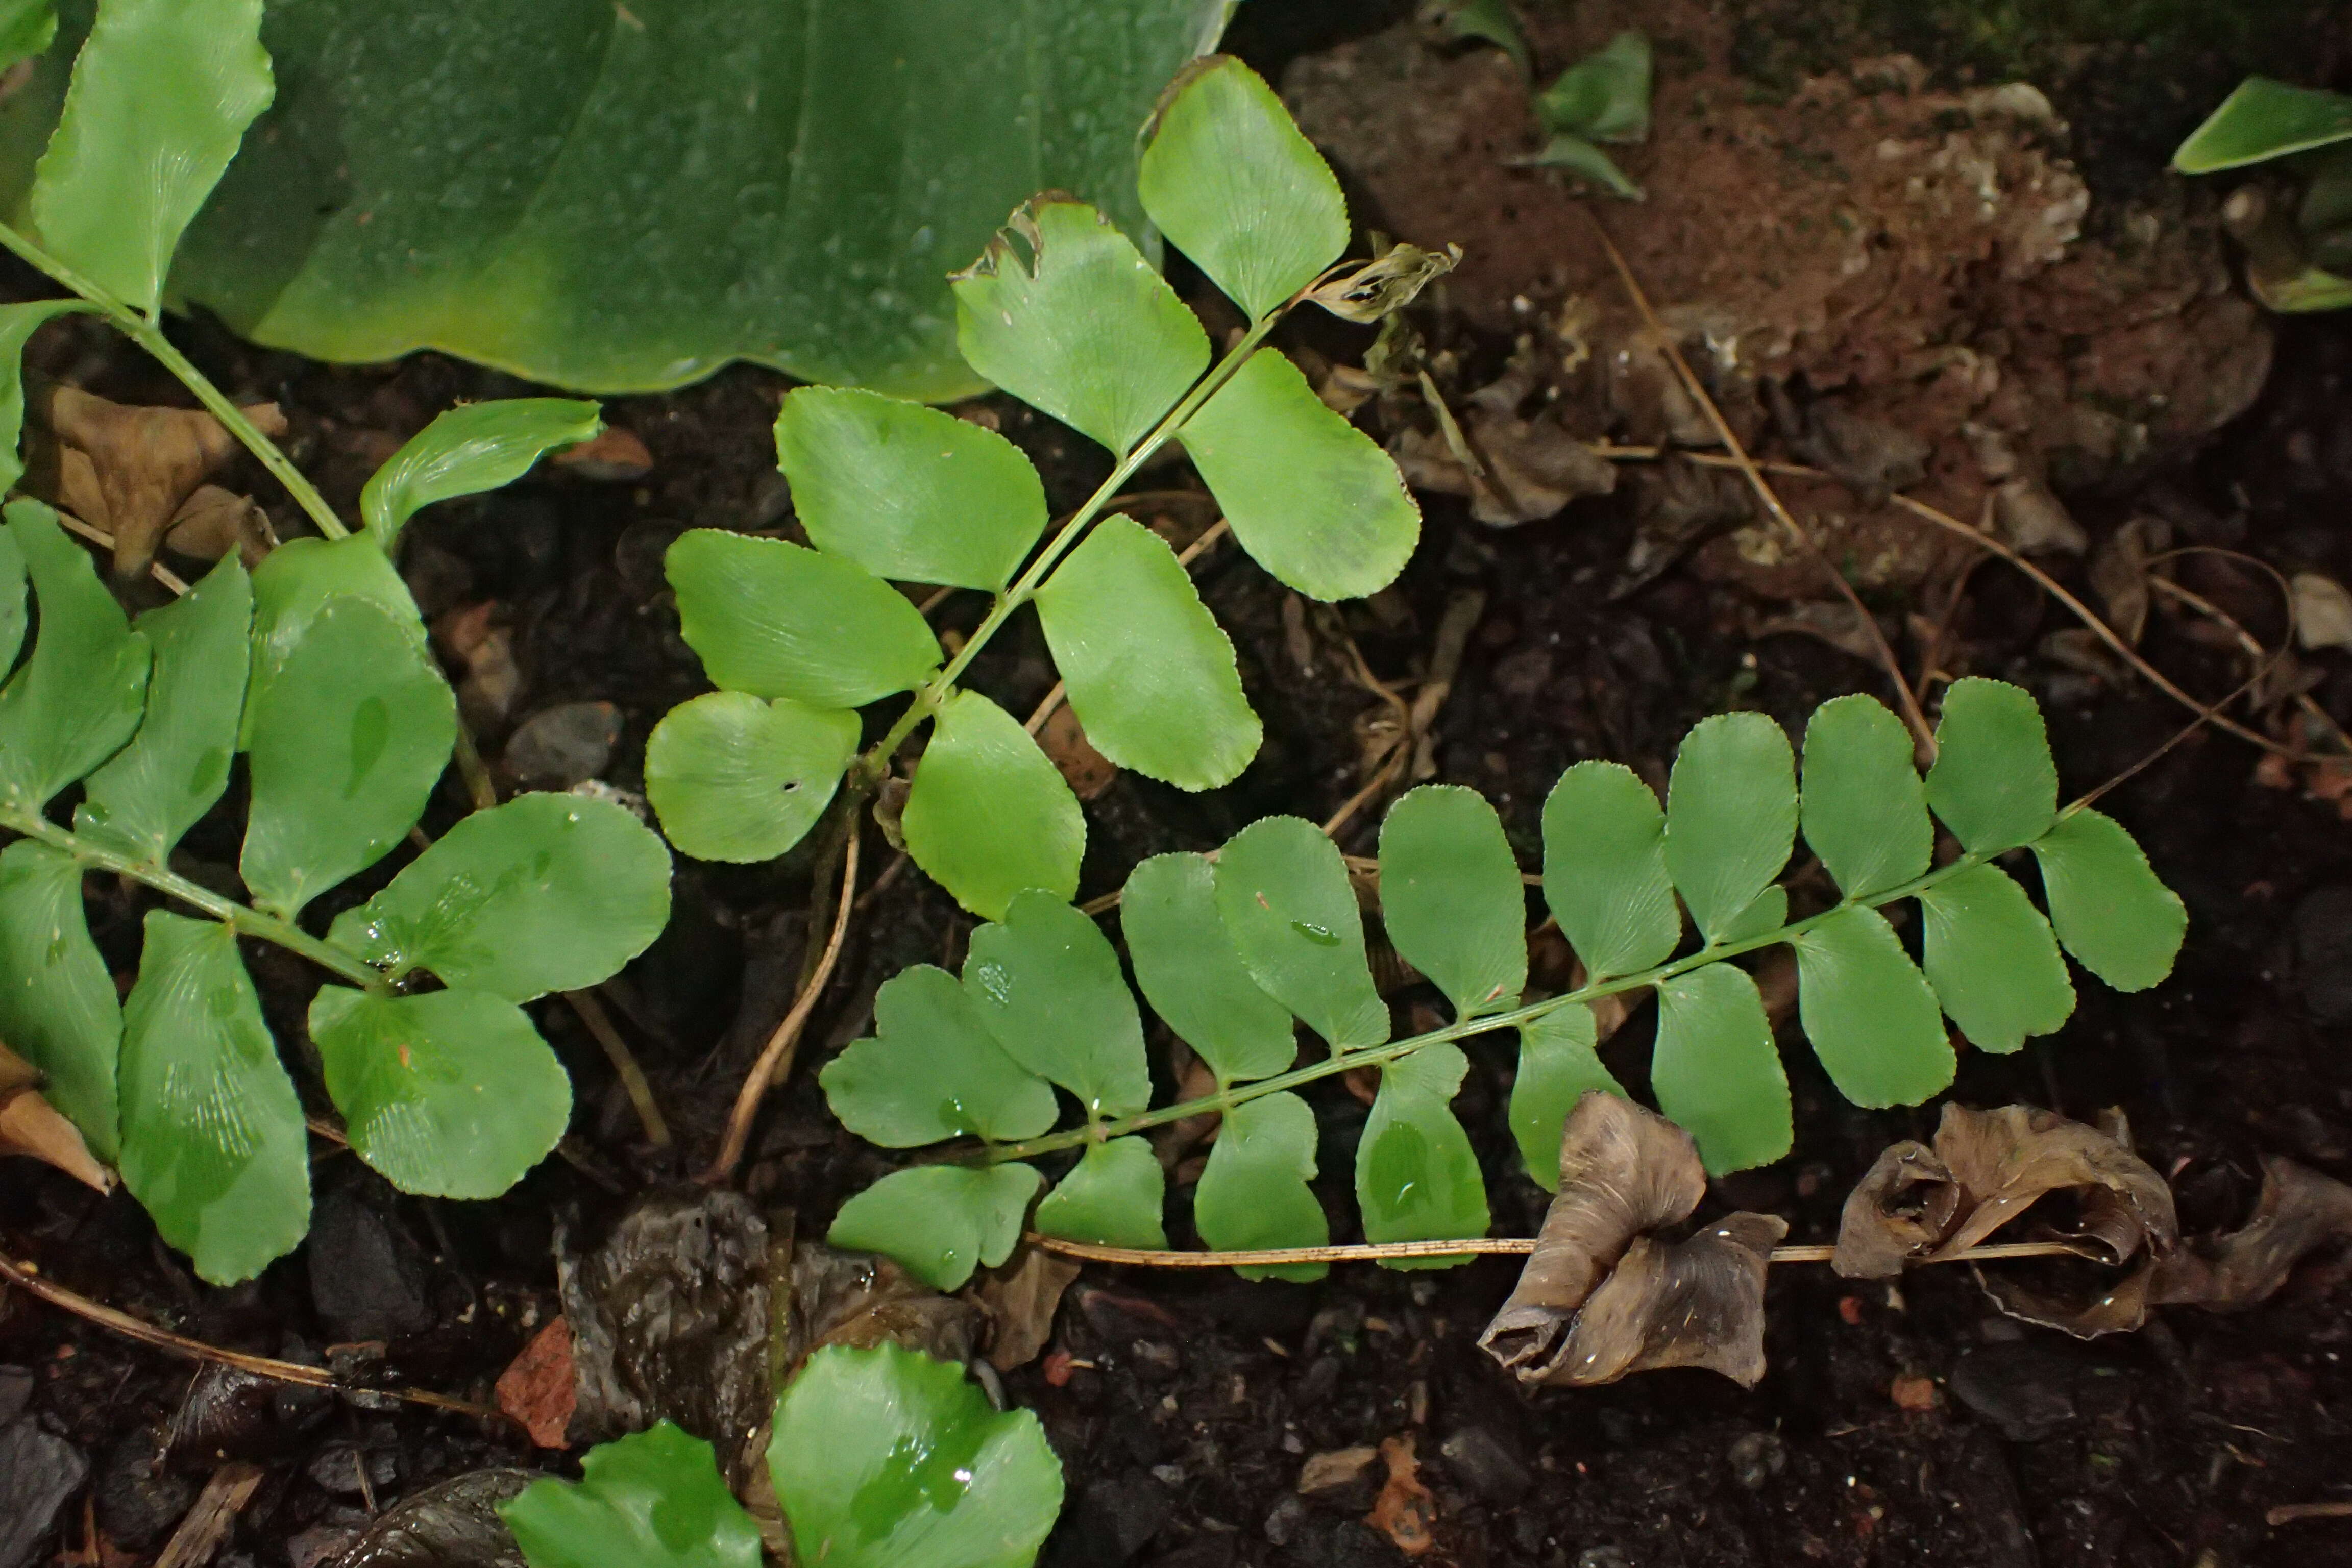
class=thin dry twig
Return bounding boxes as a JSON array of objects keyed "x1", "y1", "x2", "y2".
[
  {"x1": 1024, "y1": 1232, "x2": 2084, "y2": 1269},
  {"x1": 2268, "y1": 1502, "x2": 2352, "y2": 1526},
  {"x1": 707, "y1": 824, "x2": 861, "y2": 1182},
  {"x1": 54, "y1": 509, "x2": 190, "y2": 593},
  {"x1": 0, "y1": 1249, "x2": 503, "y2": 1419},
  {"x1": 152, "y1": 1462, "x2": 263, "y2": 1568},
  {"x1": 562, "y1": 988, "x2": 670, "y2": 1148},
  {"x1": 1582, "y1": 210, "x2": 1937, "y2": 755}
]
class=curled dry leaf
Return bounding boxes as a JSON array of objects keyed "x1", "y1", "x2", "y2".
[
  {"x1": 1307, "y1": 242, "x2": 1462, "y2": 324},
  {"x1": 164, "y1": 485, "x2": 278, "y2": 570},
  {"x1": 2148, "y1": 1157, "x2": 2352, "y2": 1312},
  {"x1": 0, "y1": 1041, "x2": 112, "y2": 1193},
  {"x1": 27, "y1": 381, "x2": 287, "y2": 579},
  {"x1": 1390, "y1": 406, "x2": 1617, "y2": 526},
  {"x1": 1834, "y1": 1103, "x2": 2176, "y2": 1278},
  {"x1": 1481, "y1": 1091, "x2": 1784, "y2": 1387},
  {"x1": 1613, "y1": 452, "x2": 1751, "y2": 598},
  {"x1": 2087, "y1": 517, "x2": 2166, "y2": 647},
  {"x1": 548, "y1": 426, "x2": 654, "y2": 482},
  {"x1": 973, "y1": 1243, "x2": 1082, "y2": 1373},
  {"x1": 1781, "y1": 398, "x2": 1930, "y2": 505},
  {"x1": 1038, "y1": 703, "x2": 1117, "y2": 800}
]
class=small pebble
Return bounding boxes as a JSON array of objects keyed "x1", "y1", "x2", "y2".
[
  {"x1": 1727, "y1": 1430, "x2": 1786, "y2": 1490},
  {"x1": 505, "y1": 701, "x2": 623, "y2": 787}
]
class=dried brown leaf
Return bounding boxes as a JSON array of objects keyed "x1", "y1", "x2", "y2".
[
  {"x1": 1832, "y1": 1140, "x2": 1959, "y2": 1278},
  {"x1": 549, "y1": 426, "x2": 653, "y2": 482},
  {"x1": 1787, "y1": 402, "x2": 1929, "y2": 503},
  {"x1": 0, "y1": 1041, "x2": 112, "y2": 1193},
  {"x1": 2148, "y1": 1157, "x2": 2352, "y2": 1312},
  {"x1": 1612, "y1": 452, "x2": 1752, "y2": 598},
  {"x1": 28, "y1": 382, "x2": 286, "y2": 579},
  {"x1": 164, "y1": 486, "x2": 277, "y2": 570},
  {"x1": 1037, "y1": 703, "x2": 1116, "y2": 800},
  {"x1": 973, "y1": 1244, "x2": 1081, "y2": 1373},
  {"x1": 1929, "y1": 1103, "x2": 2176, "y2": 1263},
  {"x1": 1545, "y1": 1212, "x2": 1787, "y2": 1387},
  {"x1": 1479, "y1": 1092, "x2": 1709, "y2": 1380},
  {"x1": 1306, "y1": 242, "x2": 1461, "y2": 324}
]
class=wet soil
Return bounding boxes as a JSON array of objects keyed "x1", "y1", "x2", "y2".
[{"x1": 6, "y1": 9, "x2": 2352, "y2": 1568}]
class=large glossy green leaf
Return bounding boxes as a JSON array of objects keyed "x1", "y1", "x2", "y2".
[
  {"x1": 1138, "y1": 56, "x2": 1348, "y2": 322},
  {"x1": 308, "y1": 985, "x2": 570, "y2": 1199},
  {"x1": 359, "y1": 398, "x2": 601, "y2": 550},
  {"x1": 325, "y1": 793, "x2": 671, "y2": 1002},
  {"x1": 0, "y1": 523, "x2": 18, "y2": 668},
  {"x1": 1540, "y1": 761, "x2": 1680, "y2": 980},
  {"x1": 0, "y1": 502, "x2": 148, "y2": 812},
  {"x1": 951, "y1": 195, "x2": 1208, "y2": 456},
  {"x1": 2174, "y1": 77, "x2": 2352, "y2": 173},
  {"x1": 1509, "y1": 1004, "x2": 1625, "y2": 1191},
  {"x1": 963, "y1": 890, "x2": 1149, "y2": 1119},
  {"x1": 2028, "y1": 808, "x2": 2187, "y2": 993},
  {"x1": 820, "y1": 964, "x2": 1059, "y2": 1147},
  {"x1": 1379, "y1": 785, "x2": 1526, "y2": 1020},
  {"x1": 1213, "y1": 815, "x2": 1389, "y2": 1051},
  {"x1": 1180, "y1": 347, "x2": 1419, "y2": 602},
  {"x1": 502, "y1": 1423, "x2": 761, "y2": 1568},
  {"x1": 0, "y1": 839, "x2": 117, "y2": 1159},
  {"x1": 826, "y1": 1163, "x2": 1042, "y2": 1291},
  {"x1": 1663, "y1": 713, "x2": 1796, "y2": 947},
  {"x1": 1924, "y1": 678, "x2": 2055, "y2": 854},
  {"x1": 1790, "y1": 905, "x2": 1953, "y2": 1108},
  {"x1": 117, "y1": 913, "x2": 307, "y2": 1285},
  {"x1": 75, "y1": 556, "x2": 249, "y2": 866},
  {"x1": 119, "y1": 1, "x2": 1224, "y2": 398},
  {"x1": 1356, "y1": 1043, "x2": 1488, "y2": 1267},
  {"x1": 1800, "y1": 694, "x2": 1930, "y2": 899},
  {"x1": 1034, "y1": 1136, "x2": 1166, "y2": 1249},
  {"x1": 643, "y1": 691, "x2": 855, "y2": 864},
  {"x1": 1033, "y1": 514, "x2": 1258, "y2": 790},
  {"x1": 774, "y1": 388, "x2": 1045, "y2": 593},
  {"x1": 665, "y1": 530, "x2": 938, "y2": 709},
  {"x1": 1650, "y1": 962, "x2": 1790, "y2": 1175},
  {"x1": 27, "y1": 0, "x2": 271, "y2": 313},
  {"x1": 1121, "y1": 851, "x2": 1295, "y2": 1086},
  {"x1": 899, "y1": 689, "x2": 1083, "y2": 921},
  {"x1": 241, "y1": 533, "x2": 427, "y2": 748},
  {"x1": 0, "y1": 299, "x2": 91, "y2": 495},
  {"x1": 1915, "y1": 863, "x2": 2074, "y2": 1052},
  {"x1": 1193, "y1": 1092, "x2": 1327, "y2": 1282},
  {"x1": 769, "y1": 1344, "x2": 1064, "y2": 1568},
  {"x1": 240, "y1": 597, "x2": 455, "y2": 919}
]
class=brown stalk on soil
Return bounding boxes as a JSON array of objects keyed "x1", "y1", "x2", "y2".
[
  {"x1": 707, "y1": 824, "x2": 860, "y2": 1182},
  {"x1": 1022, "y1": 1234, "x2": 2080, "y2": 1268},
  {"x1": 0, "y1": 1248, "x2": 504, "y2": 1421}
]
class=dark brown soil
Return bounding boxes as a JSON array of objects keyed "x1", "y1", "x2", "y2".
[{"x1": 5, "y1": 8, "x2": 2352, "y2": 1568}]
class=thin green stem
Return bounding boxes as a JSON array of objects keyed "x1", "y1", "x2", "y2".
[
  {"x1": 850, "y1": 310, "x2": 1286, "y2": 785},
  {"x1": 0, "y1": 220, "x2": 349, "y2": 542},
  {"x1": 1, "y1": 809, "x2": 386, "y2": 992},
  {"x1": 981, "y1": 845, "x2": 1997, "y2": 1164}
]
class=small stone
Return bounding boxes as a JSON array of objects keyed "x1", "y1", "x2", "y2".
[
  {"x1": 504, "y1": 701, "x2": 623, "y2": 787},
  {"x1": 1263, "y1": 1496, "x2": 1309, "y2": 1547},
  {"x1": 1438, "y1": 1426, "x2": 1531, "y2": 1506},
  {"x1": 0, "y1": 1420, "x2": 87, "y2": 1568},
  {"x1": 1891, "y1": 1374, "x2": 1940, "y2": 1412},
  {"x1": 1727, "y1": 1430, "x2": 1786, "y2": 1490},
  {"x1": 1577, "y1": 1548, "x2": 1632, "y2": 1568},
  {"x1": 306, "y1": 1442, "x2": 399, "y2": 1497},
  {"x1": 308, "y1": 1186, "x2": 431, "y2": 1343},
  {"x1": 1950, "y1": 1346, "x2": 2080, "y2": 1441},
  {"x1": 1297, "y1": 1446, "x2": 1381, "y2": 1498},
  {"x1": 94, "y1": 1430, "x2": 193, "y2": 1550},
  {"x1": 2294, "y1": 886, "x2": 2352, "y2": 1024}
]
